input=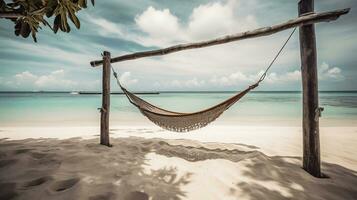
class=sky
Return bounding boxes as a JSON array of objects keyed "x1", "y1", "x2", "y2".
[{"x1": 0, "y1": 0, "x2": 356, "y2": 92}]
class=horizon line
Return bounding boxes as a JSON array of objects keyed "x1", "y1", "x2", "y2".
[{"x1": 1, "y1": 90, "x2": 357, "y2": 93}]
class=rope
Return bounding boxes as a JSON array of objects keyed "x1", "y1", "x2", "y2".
[
  {"x1": 108, "y1": 28, "x2": 297, "y2": 132},
  {"x1": 111, "y1": 66, "x2": 118, "y2": 79},
  {"x1": 111, "y1": 65, "x2": 122, "y2": 88},
  {"x1": 111, "y1": 27, "x2": 297, "y2": 86},
  {"x1": 258, "y1": 27, "x2": 297, "y2": 83}
]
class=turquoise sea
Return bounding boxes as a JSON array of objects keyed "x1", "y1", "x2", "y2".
[{"x1": 0, "y1": 91, "x2": 356, "y2": 127}]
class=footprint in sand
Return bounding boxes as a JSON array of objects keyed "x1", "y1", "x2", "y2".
[
  {"x1": 0, "y1": 159, "x2": 17, "y2": 168},
  {"x1": 124, "y1": 191, "x2": 149, "y2": 200},
  {"x1": 30, "y1": 152, "x2": 47, "y2": 159},
  {"x1": 49, "y1": 178, "x2": 80, "y2": 192},
  {"x1": 0, "y1": 152, "x2": 6, "y2": 159},
  {"x1": 21, "y1": 176, "x2": 52, "y2": 189},
  {"x1": 0, "y1": 182, "x2": 18, "y2": 200},
  {"x1": 89, "y1": 192, "x2": 116, "y2": 200},
  {"x1": 14, "y1": 148, "x2": 33, "y2": 154}
]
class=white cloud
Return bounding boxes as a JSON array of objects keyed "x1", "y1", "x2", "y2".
[
  {"x1": 134, "y1": 0, "x2": 258, "y2": 47},
  {"x1": 187, "y1": 1, "x2": 257, "y2": 40},
  {"x1": 35, "y1": 70, "x2": 76, "y2": 88},
  {"x1": 0, "y1": 1, "x2": 352, "y2": 92},
  {"x1": 119, "y1": 72, "x2": 138, "y2": 86},
  {"x1": 286, "y1": 70, "x2": 301, "y2": 81},
  {"x1": 135, "y1": 6, "x2": 186, "y2": 46},
  {"x1": 210, "y1": 71, "x2": 257, "y2": 86},
  {"x1": 51, "y1": 69, "x2": 65, "y2": 76},
  {"x1": 4, "y1": 40, "x2": 95, "y2": 67},
  {"x1": 85, "y1": 13, "x2": 132, "y2": 42},
  {"x1": 85, "y1": 13, "x2": 145, "y2": 48},
  {"x1": 80, "y1": 0, "x2": 298, "y2": 85},
  {"x1": 319, "y1": 62, "x2": 344, "y2": 80},
  {"x1": 210, "y1": 69, "x2": 300, "y2": 86},
  {"x1": 14, "y1": 71, "x2": 37, "y2": 83},
  {"x1": 264, "y1": 70, "x2": 301, "y2": 83},
  {"x1": 184, "y1": 78, "x2": 205, "y2": 87},
  {"x1": 136, "y1": 7, "x2": 180, "y2": 37},
  {"x1": 208, "y1": 62, "x2": 344, "y2": 87},
  {"x1": 12, "y1": 70, "x2": 77, "y2": 89},
  {"x1": 89, "y1": 17, "x2": 124, "y2": 37},
  {"x1": 154, "y1": 78, "x2": 205, "y2": 89},
  {"x1": 117, "y1": 0, "x2": 295, "y2": 84}
]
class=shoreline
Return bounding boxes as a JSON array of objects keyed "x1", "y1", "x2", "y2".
[{"x1": 1, "y1": 117, "x2": 357, "y2": 127}]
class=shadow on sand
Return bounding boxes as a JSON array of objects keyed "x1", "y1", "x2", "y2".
[
  {"x1": 230, "y1": 155, "x2": 357, "y2": 200},
  {"x1": 0, "y1": 137, "x2": 357, "y2": 199}
]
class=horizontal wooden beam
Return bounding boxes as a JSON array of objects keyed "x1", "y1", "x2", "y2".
[{"x1": 90, "y1": 8, "x2": 350, "y2": 67}]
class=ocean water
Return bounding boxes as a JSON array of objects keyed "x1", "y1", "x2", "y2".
[{"x1": 0, "y1": 92, "x2": 356, "y2": 127}]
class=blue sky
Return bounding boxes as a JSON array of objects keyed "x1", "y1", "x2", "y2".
[{"x1": 0, "y1": 0, "x2": 356, "y2": 91}]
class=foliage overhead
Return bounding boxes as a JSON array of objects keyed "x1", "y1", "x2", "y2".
[{"x1": 0, "y1": 0, "x2": 95, "y2": 42}]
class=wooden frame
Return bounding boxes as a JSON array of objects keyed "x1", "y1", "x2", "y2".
[
  {"x1": 91, "y1": 7, "x2": 349, "y2": 66},
  {"x1": 99, "y1": 51, "x2": 111, "y2": 146},
  {"x1": 299, "y1": 0, "x2": 321, "y2": 177},
  {"x1": 90, "y1": 2, "x2": 350, "y2": 177}
]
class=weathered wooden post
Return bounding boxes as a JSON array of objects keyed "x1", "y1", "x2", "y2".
[
  {"x1": 89, "y1": 5, "x2": 349, "y2": 153},
  {"x1": 298, "y1": 0, "x2": 321, "y2": 177},
  {"x1": 100, "y1": 51, "x2": 111, "y2": 146}
]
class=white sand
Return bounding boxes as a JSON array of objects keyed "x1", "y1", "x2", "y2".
[
  {"x1": 2, "y1": 125, "x2": 357, "y2": 170},
  {"x1": 1, "y1": 125, "x2": 357, "y2": 199}
]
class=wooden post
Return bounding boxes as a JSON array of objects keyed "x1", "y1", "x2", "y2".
[
  {"x1": 298, "y1": 0, "x2": 321, "y2": 177},
  {"x1": 100, "y1": 51, "x2": 111, "y2": 146}
]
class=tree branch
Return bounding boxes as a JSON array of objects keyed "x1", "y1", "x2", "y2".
[
  {"x1": 90, "y1": 8, "x2": 350, "y2": 67},
  {"x1": 0, "y1": 12, "x2": 23, "y2": 19}
]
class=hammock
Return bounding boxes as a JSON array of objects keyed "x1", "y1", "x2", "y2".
[{"x1": 112, "y1": 28, "x2": 296, "y2": 132}]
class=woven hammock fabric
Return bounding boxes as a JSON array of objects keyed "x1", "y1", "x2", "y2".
[
  {"x1": 110, "y1": 27, "x2": 296, "y2": 132},
  {"x1": 119, "y1": 82, "x2": 259, "y2": 132}
]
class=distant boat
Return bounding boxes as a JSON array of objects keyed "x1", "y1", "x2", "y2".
[{"x1": 70, "y1": 91, "x2": 79, "y2": 95}]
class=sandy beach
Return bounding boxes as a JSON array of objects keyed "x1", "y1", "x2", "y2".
[
  {"x1": 1, "y1": 125, "x2": 357, "y2": 200},
  {"x1": 0, "y1": 0, "x2": 356, "y2": 199}
]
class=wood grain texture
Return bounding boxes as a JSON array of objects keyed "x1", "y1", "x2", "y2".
[
  {"x1": 90, "y1": 8, "x2": 350, "y2": 67},
  {"x1": 299, "y1": 0, "x2": 321, "y2": 177},
  {"x1": 100, "y1": 51, "x2": 111, "y2": 146}
]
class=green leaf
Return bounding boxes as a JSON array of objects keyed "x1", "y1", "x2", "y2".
[
  {"x1": 14, "y1": 21, "x2": 21, "y2": 36},
  {"x1": 78, "y1": 0, "x2": 87, "y2": 8},
  {"x1": 20, "y1": 22, "x2": 31, "y2": 38},
  {"x1": 45, "y1": 0, "x2": 58, "y2": 18},
  {"x1": 65, "y1": 22, "x2": 71, "y2": 33},
  {"x1": 59, "y1": 23, "x2": 65, "y2": 32},
  {"x1": 59, "y1": 15, "x2": 66, "y2": 32},
  {"x1": 5, "y1": 0, "x2": 93, "y2": 42},
  {"x1": 31, "y1": 30, "x2": 37, "y2": 42},
  {"x1": 47, "y1": 0, "x2": 58, "y2": 8},
  {"x1": 0, "y1": 0, "x2": 5, "y2": 10},
  {"x1": 60, "y1": 11, "x2": 67, "y2": 32},
  {"x1": 53, "y1": 15, "x2": 61, "y2": 33},
  {"x1": 46, "y1": 8, "x2": 55, "y2": 18},
  {"x1": 33, "y1": 0, "x2": 44, "y2": 8},
  {"x1": 68, "y1": 11, "x2": 80, "y2": 29}
]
